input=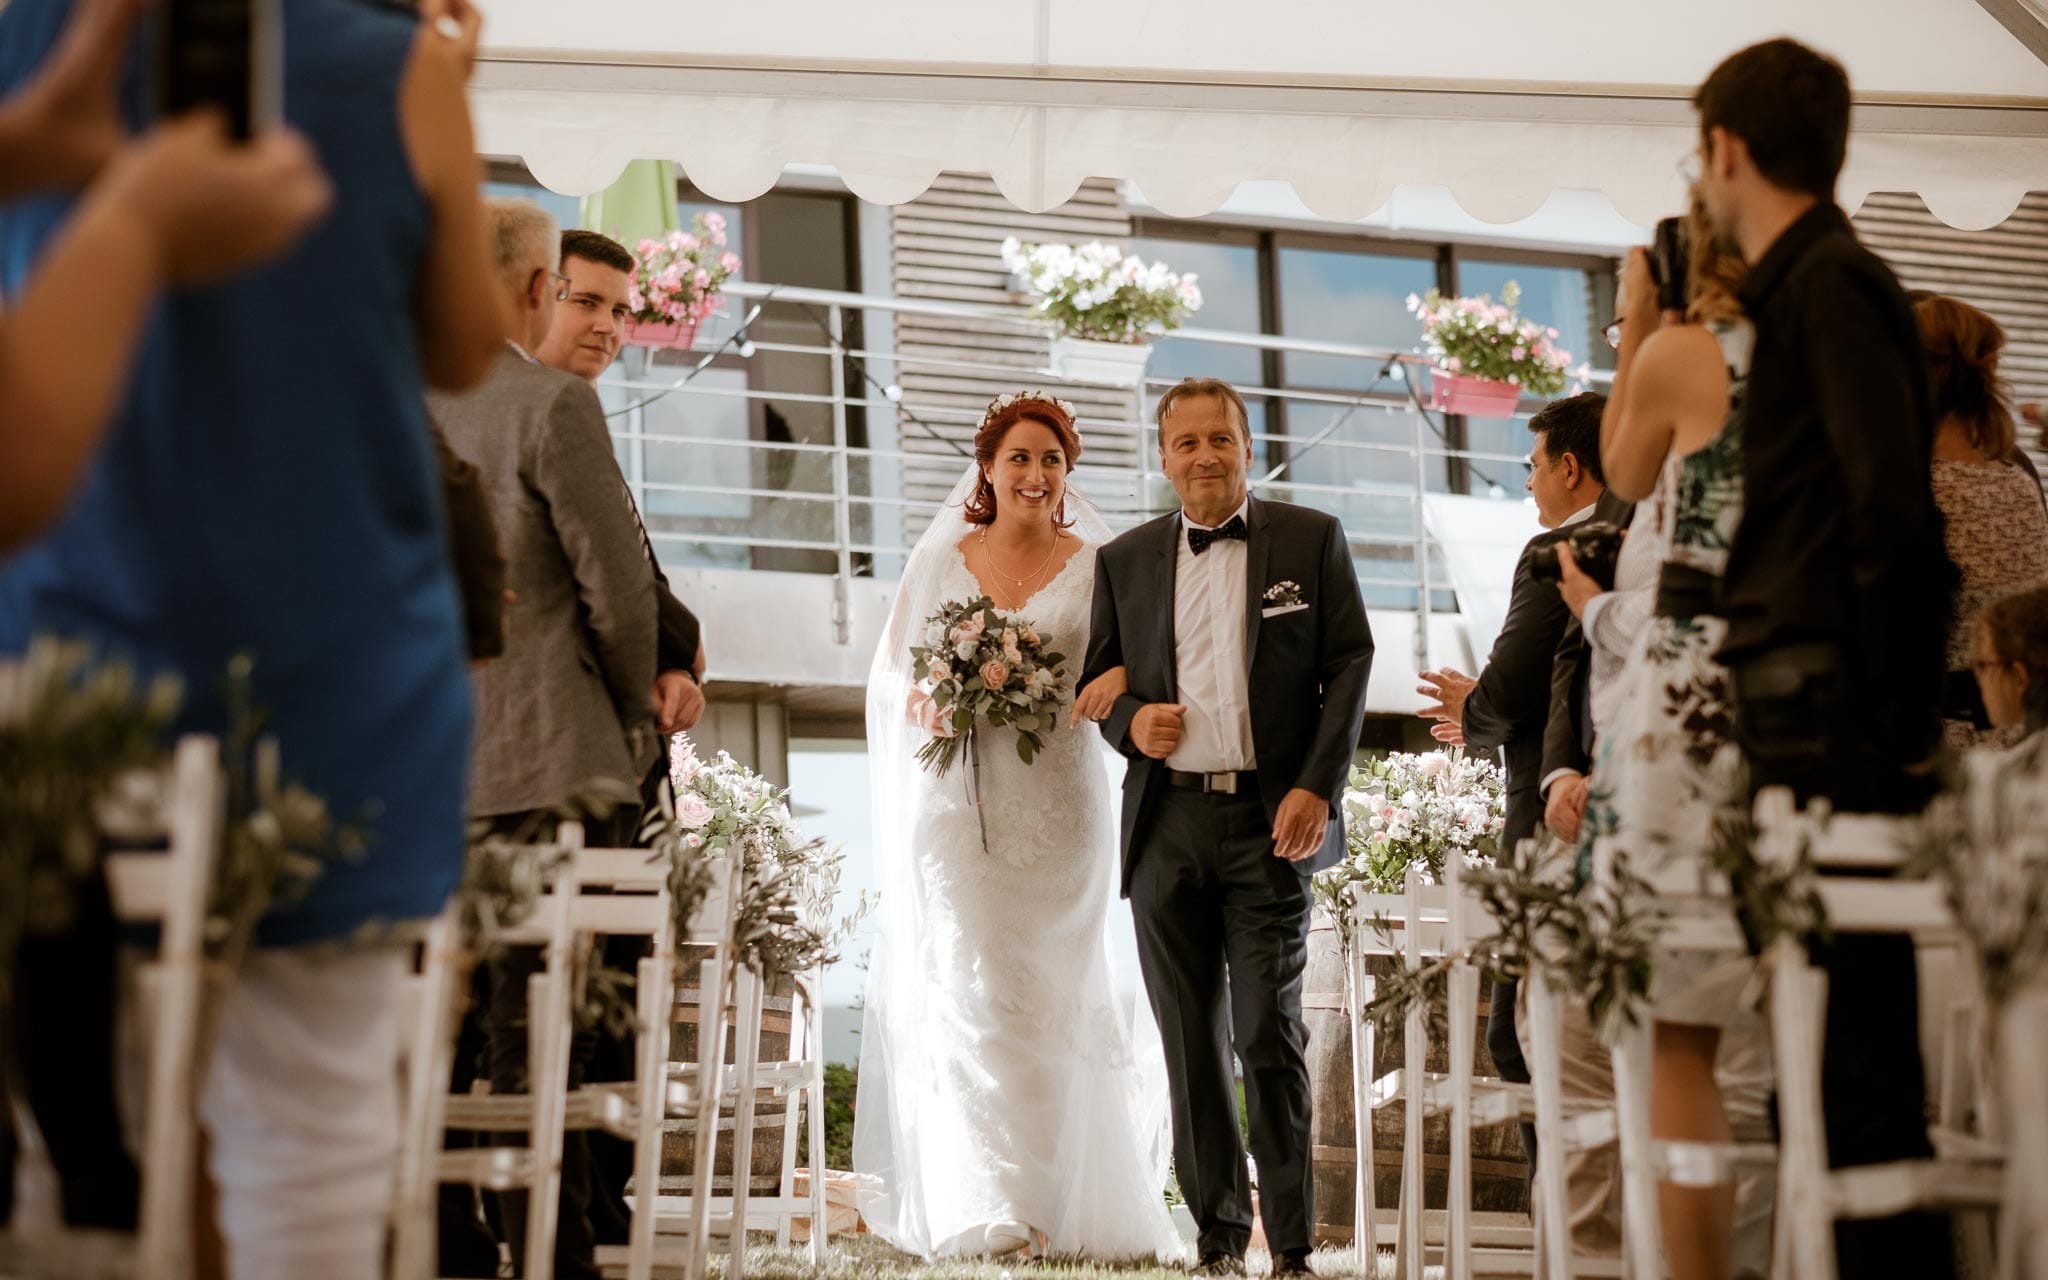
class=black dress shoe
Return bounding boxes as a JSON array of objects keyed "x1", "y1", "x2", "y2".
[
  {"x1": 1193, "y1": 1252, "x2": 1247, "y2": 1277},
  {"x1": 1270, "y1": 1249, "x2": 1315, "y2": 1277}
]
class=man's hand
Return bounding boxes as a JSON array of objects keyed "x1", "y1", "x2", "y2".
[
  {"x1": 1130, "y1": 703, "x2": 1186, "y2": 760},
  {"x1": 1555, "y1": 542, "x2": 1602, "y2": 621},
  {"x1": 1430, "y1": 721, "x2": 1466, "y2": 746},
  {"x1": 1416, "y1": 667, "x2": 1476, "y2": 729},
  {"x1": 652, "y1": 670, "x2": 704, "y2": 734},
  {"x1": 1544, "y1": 773, "x2": 1590, "y2": 843},
  {"x1": 1272, "y1": 788, "x2": 1330, "y2": 862}
]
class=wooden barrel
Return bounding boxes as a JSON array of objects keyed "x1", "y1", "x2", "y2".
[
  {"x1": 658, "y1": 944, "x2": 798, "y2": 1199},
  {"x1": 1303, "y1": 912, "x2": 1529, "y2": 1247}
]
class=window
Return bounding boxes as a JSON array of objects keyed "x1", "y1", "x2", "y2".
[
  {"x1": 1276, "y1": 244, "x2": 1438, "y2": 393},
  {"x1": 1130, "y1": 233, "x2": 1272, "y2": 473}
]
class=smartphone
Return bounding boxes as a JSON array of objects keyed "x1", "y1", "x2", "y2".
[
  {"x1": 157, "y1": 0, "x2": 281, "y2": 140},
  {"x1": 1648, "y1": 216, "x2": 1690, "y2": 315}
]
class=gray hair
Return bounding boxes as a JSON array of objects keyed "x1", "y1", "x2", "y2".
[{"x1": 487, "y1": 198, "x2": 560, "y2": 300}]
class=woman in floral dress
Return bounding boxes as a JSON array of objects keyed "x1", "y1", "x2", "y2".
[
  {"x1": 1574, "y1": 207, "x2": 1757, "y2": 1280},
  {"x1": 1912, "y1": 293, "x2": 2048, "y2": 753}
]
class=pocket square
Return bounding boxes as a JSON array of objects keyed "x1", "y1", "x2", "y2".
[
  {"x1": 1262, "y1": 578, "x2": 1305, "y2": 609},
  {"x1": 1261, "y1": 603, "x2": 1310, "y2": 618}
]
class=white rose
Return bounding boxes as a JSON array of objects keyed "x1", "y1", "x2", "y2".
[{"x1": 675, "y1": 794, "x2": 716, "y2": 830}]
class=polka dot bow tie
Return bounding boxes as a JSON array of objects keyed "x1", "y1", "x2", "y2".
[{"x1": 1188, "y1": 514, "x2": 1248, "y2": 555}]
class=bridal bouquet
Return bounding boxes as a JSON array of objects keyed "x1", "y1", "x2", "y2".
[
  {"x1": 1314, "y1": 750, "x2": 1507, "y2": 943},
  {"x1": 910, "y1": 596, "x2": 1068, "y2": 774}
]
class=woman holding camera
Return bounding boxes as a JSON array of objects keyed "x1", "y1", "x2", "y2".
[
  {"x1": 1912, "y1": 294, "x2": 2048, "y2": 752},
  {"x1": 1575, "y1": 203, "x2": 1760, "y2": 1280}
]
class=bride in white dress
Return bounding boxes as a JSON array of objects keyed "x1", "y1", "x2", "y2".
[{"x1": 855, "y1": 391, "x2": 1185, "y2": 1262}]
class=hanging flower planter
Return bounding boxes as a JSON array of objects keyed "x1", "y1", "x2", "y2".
[
  {"x1": 1430, "y1": 369, "x2": 1524, "y2": 418},
  {"x1": 623, "y1": 315, "x2": 703, "y2": 350},
  {"x1": 1408, "y1": 281, "x2": 1576, "y2": 417},
  {"x1": 625, "y1": 212, "x2": 741, "y2": 354},
  {"x1": 1049, "y1": 335, "x2": 1154, "y2": 388},
  {"x1": 999, "y1": 238, "x2": 1201, "y2": 391}
]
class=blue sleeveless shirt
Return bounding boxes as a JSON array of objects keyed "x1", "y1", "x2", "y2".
[{"x1": 0, "y1": 0, "x2": 472, "y2": 945}]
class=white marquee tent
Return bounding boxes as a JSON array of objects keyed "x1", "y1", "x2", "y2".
[{"x1": 470, "y1": 0, "x2": 2048, "y2": 229}]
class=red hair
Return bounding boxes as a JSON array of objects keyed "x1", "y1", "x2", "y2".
[{"x1": 962, "y1": 395, "x2": 1084, "y2": 527}]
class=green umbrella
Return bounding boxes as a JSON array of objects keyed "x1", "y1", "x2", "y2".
[{"x1": 578, "y1": 159, "x2": 681, "y2": 251}]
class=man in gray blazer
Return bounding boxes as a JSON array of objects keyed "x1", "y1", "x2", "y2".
[{"x1": 428, "y1": 198, "x2": 657, "y2": 1280}]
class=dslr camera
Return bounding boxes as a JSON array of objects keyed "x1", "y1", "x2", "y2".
[{"x1": 1529, "y1": 521, "x2": 1626, "y2": 592}]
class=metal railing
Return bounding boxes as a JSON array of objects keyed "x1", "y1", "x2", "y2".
[{"x1": 598, "y1": 279, "x2": 1602, "y2": 672}]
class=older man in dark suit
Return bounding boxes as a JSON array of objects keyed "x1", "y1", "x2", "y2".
[{"x1": 1415, "y1": 392, "x2": 1609, "y2": 1179}]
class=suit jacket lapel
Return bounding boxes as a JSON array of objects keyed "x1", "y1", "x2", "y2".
[
  {"x1": 1156, "y1": 513, "x2": 1181, "y2": 692},
  {"x1": 1244, "y1": 496, "x2": 1271, "y2": 668}
]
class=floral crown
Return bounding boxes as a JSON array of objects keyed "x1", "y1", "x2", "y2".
[{"x1": 980, "y1": 390, "x2": 1077, "y2": 432}]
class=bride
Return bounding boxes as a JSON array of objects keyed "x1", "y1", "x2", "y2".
[{"x1": 854, "y1": 391, "x2": 1185, "y2": 1262}]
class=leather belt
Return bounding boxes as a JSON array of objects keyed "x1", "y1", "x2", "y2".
[{"x1": 1166, "y1": 768, "x2": 1257, "y2": 796}]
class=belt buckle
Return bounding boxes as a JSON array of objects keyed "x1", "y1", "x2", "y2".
[{"x1": 1204, "y1": 771, "x2": 1236, "y2": 796}]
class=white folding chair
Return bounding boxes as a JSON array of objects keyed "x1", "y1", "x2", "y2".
[
  {"x1": 1442, "y1": 852, "x2": 1621, "y2": 1280},
  {"x1": 1752, "y1": 789, "x2": 2004, "y2": 1280},
  {"x1": 641, "y1": 852, "x2": 839, "y2": 1280},
  {"x1": 390, "y1": 901, "x2": 465, "y2": 1280},
  {"x1": 1, "y1": 736, "x2": 225, "y2": 1280},
  {"x1": 413, "y1": 823, "x2": 582, "y2": 1280}
]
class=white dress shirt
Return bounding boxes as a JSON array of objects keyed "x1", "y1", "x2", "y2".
[{"x1": 1167, "y1": 499, "x2": 1257, "y2": 774}]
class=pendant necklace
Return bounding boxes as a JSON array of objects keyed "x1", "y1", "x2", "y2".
[{"x1": 978, "y1": 527, "x2": 1058, "y2": 610}]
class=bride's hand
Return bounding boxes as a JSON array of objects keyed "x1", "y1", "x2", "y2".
[
  {"x1": 908, "y1": 685, "x2": 955, "y2": 737},
  {"x1": 1069, "y1": 666, "x2": 1128, "y2": 727}
]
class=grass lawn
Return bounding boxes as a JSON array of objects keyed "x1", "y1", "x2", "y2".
[{"x1": 705, "y1": 1236, "x2": 1404, "y2": 1280}]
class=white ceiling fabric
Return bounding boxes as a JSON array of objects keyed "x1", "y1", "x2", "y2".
[{"x1": 470, "y1": 0, "x2": 2048, "y2": 229}]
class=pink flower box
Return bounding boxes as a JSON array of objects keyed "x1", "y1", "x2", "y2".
[
  {"x1": 623, "y1": 315, "x2": 702, "y2": 350},
  {"x1": 1430, "y1": 369, "x2": 1523, "y2": 418}
]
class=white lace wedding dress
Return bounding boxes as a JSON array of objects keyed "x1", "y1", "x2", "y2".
[{"x1": 854, "y1": 538, "x2": 1185, "y2": 1261}]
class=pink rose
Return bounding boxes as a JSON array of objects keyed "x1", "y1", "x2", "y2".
[
  {"x1": 675, "y1": 793, "x2": 715, "y2": 830},
  {"x1": 955, "y1": 616, "x2": 986, "y2": 643},
  {"x1": 980, "y1": 660, "x2": 1010, "y2": 689}
]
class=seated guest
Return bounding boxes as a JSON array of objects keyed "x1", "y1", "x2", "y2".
[
  {"x1": 429, "y1": 198, "x2": 659, "y2": 1280},
  {"x1": 1913, "y1": 293, "x2": 2048, "y2": 751},
  {"x1": 1969, "y1": 584, "x2": 2048, "y2": 741}
]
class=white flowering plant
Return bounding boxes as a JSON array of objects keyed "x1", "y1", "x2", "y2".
[
  {"x1": 1000, "y1": 238, "x2": 1202, "y2": 344},
  {"x1": 1407, "y1": 281, "x2": 1574, "y2": 397},
  {"x1": 1314, "y1": 750, "x2": 1507, "y2": 940},
  {"x1": 669, "y1": 738, "x2": 874, "y2": 981},
  {"x1": 629, "y1": 212, "x2": 742, "y2": 328},
  {"x1": 910, "y1": 596, "x2": 1069, "y2": 775}
]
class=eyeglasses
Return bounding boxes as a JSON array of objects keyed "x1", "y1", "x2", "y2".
[
  {"x1": 1971, "y1": 657, "x2": 2015, "y2": 674},
  {"x1": 549, "y1": 269, "x2": 571, "y2": 302},
  {"x1": 1603, "y1": 318, "x2": 1624, "y2": 350}
]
